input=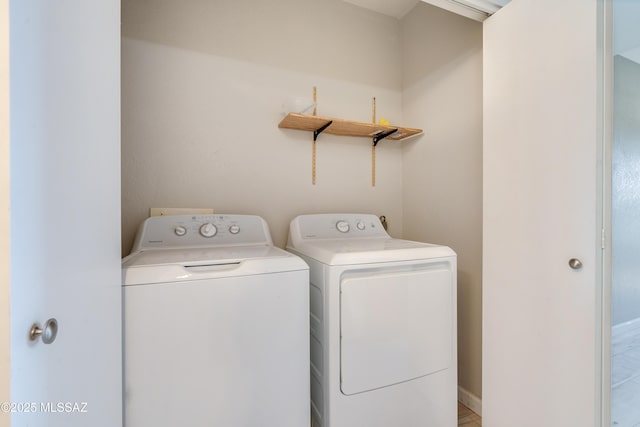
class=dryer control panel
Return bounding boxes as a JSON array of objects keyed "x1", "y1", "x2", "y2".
[
  {"x1": 288, "y1": 214, "x2": 389, "y2": 242},
  {"x1": 130, "y1": 214, "x2": 273, "y2": 252}
]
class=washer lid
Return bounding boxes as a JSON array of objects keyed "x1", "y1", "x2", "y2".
[
  {"x1": 122, "y1": 245, "x2": 308, "y2": 285},
  {"x1": 287, "y1": 238, "x2": 455, "y2": 266}
]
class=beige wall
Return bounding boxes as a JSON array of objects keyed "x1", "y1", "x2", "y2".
[
  {"x1": 121, "y1": 0, "x2": 405, "y2": 254},
  {"x1": 612, "y1": 56, "x2": 640, "y2": 325},
  {"x1": 122, "y1": 0, "x2": 484, "y2": 402},
  {"x1": 0, "y1": 0, "x2": 10, "y2": 423},
  {"x1": 401, "y1": 3, "x2": 483, "y2": 399},
  {"x1": 122, "y1": 0, "x2": 402, "y2": 91}
]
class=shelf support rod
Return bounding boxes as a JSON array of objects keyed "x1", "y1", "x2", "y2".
[
  {"x1": 371, "y1": 128, "x2": 397, "y2": 187},
  {"x1": 372, "y1": 143, "x2": 376, "y2": 187},
  {"x1": 311, "y1": 120, "x2": 332, "y2": 185},
  {"x1": 372, "y1": 128, "x2": 398, "y2": 147},
  {"x1": 313, "y1": 120, "x2": 332, "y2": 142}
]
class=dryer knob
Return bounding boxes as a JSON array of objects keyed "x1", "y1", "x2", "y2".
[
  {"x1": 336, "y1": 221, "x2": 350, "y2": 233},
  {"x1": 199, "y1": 223, "x2": 217, "y2": 238},
  {"x1": 174, "y1": 226, "x2": 187, "y2": 236}
]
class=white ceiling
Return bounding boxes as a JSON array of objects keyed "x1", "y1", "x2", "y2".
[
  {"x1": 341, "y1": 0, "x2": 640, "y2": 64},
  {"x1": 342, "y1": 0, "x2": 511, "y2": 21}
]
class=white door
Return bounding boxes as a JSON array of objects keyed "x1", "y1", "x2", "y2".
[
  {"x1": 8, "y1": 0, "x2": 121, "y2": 426},
  {"x1": 483, "y1": 0, "x2": 603, "y2": 426}
]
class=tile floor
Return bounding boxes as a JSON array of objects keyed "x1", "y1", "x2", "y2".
[
  {"x1": 458, "y1": 402, "x2": 482, "y2": 427},
  {"x1": 612, "y1": 318, "x2": 640, "y2": 426}
]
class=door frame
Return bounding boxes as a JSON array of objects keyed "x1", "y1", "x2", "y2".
[
  {"x1": 1, "y1": 0, "x2": 10, "y2": 423},
  {"x1": 600, "y1": 0, "x2": 613, "y2": 425}
]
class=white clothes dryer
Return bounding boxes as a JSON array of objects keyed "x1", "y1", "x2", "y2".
[
  {"x1": 287, "y1": 213, "x2": 457, "y2": 427},
  {"x1": 122, "y1": 214, "x2": 309, "y2": 427}
]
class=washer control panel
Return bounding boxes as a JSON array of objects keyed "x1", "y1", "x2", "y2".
[
  {"x1": 289, "y1": 213, "x2": 390, "y2": 241},
  {"x1": 131, "y1": 214, "x2": 273, "y2": 252}
]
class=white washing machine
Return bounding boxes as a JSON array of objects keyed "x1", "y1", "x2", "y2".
[
  {"x1": 122, "y1": 214, "x2": 309, "y2": 427},
  {"x1": 287, "y1": 213, "x2": 457, "y2": 427}
]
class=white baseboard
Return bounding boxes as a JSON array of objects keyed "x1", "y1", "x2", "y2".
[
  {"x1": 612, "y1": 316, "x2": 640, "y2": 335},
  {"x1": 458, "y1": 386, "x2": 482, "y2": 417}
]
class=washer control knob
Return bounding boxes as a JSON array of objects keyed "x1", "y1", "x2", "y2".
[
  {"x1": 336, "y1": 221, "x2": 350, "y2": 233},
  {"x1": 229, "y1": 224, "x2": 240, "y2": 235},
  {"x1": 356, "y1": 221, "x2": 366, "y2": 231},
  {"x1": 199, "y1": 223, "x2": 217, "y2": 238},
  {"x1": 174, "y1": 225, "x2": 187, "y2": 236}
]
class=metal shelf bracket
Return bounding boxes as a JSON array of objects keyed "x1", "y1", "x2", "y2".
[
  {"x1": 314, "y1": 120, "x2": 333, "y2": 141},
  {"x1": 372, "y1": 128, "x2": 398, "y2": 147}
]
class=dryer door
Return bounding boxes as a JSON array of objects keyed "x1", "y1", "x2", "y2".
[{"x1": 340, "y1": 264, "x2": 454, "y2": 395}]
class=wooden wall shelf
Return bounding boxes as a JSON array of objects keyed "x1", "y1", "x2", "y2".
[
  {"x1": 278, "y1": 113, "x2": 423, "y2": 143},
  {"x1": 279, "y1": 110, "x2": 423, "y2": 186}
]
